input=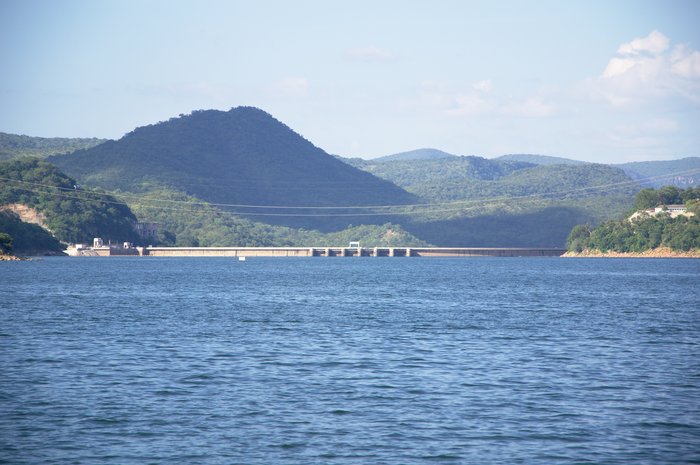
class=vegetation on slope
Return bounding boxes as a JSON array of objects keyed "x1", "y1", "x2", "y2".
[
  {"x1": 0, "y1": 132, "x2": 107, "y2": 161},
  {"x1": 404, "y1": 205, "x2": 590, "y2": 248},
  {"x1": 0, "y1": 230, "x2": 13, "y2": 253},
  {"x1": 374, "y1": 163, "x2": 637, "y2": 248},
  {"x1": 0, "y1": 211, "x2": 64, "y2": 255},
  {"x1": 0, "y1": 158, "x2": 139, "y2": 244},
  {"x1": 335, "y1": 152, "x2": 640, "y2": 247},
  {"x1": 566, "y1": 187, "x2": 700, "y2": 253},
  {"x1": 0, "y1": 158, "x2": 425, "y2": 249},
  {"x1": 633, "y1": 186, "x2": 700, "y2": 210},
  {"x1": 127, "y1": 188, "x2": 428, "y2": 247},
  {"x1": 352, "y1": 155, "x2": 534, "y2": 189},
  {"x1": 49, "y1": 107, "x2": 416, "y2": 231},
  {"x1": 405, "y1": 163, "x2": 637, "y2": 203}
]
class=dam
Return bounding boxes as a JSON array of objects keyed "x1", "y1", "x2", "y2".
[{"x1": 131, "y1": 246, "x2": 566, "y2": 257}]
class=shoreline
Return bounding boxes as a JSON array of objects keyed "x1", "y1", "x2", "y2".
[
  {"x1": 7, "y1": 248, "x2": 699, "y2": 259},
  {"x1": 563, "y1": 247, "x2": 700, "y2": 258},
  {"x1": 0, "y1": 253, "x2": 25, "y2": 261}
]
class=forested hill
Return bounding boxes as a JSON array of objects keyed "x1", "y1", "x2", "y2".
[
  {"x1": 0, "y1": 158, "x2": 138, "y2": 244},
  {"x1": 348, "y1": 155, "x2": 636, "y2": 203},
  {"x1": 0, "y1": 132, "x2": 107, "y2": 161},
  {"x1": 50, "y1": 107, "x2": 417, "y2": 215},
  {"x1": 407, "y1": 163, "x2": 638, "y2": 203}
]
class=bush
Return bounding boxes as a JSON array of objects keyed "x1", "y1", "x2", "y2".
[{"x1": 0, "y1": 231, "x2": 12, "y2": 253}]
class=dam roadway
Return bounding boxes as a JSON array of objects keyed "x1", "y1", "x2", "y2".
[{"x1": 139, "y1": 246, "x2": 566, "y2": 257}]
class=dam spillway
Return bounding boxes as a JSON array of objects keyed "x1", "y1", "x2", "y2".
[{"x1": 138, "y1": 246, "x2": 566, "y2": 257}]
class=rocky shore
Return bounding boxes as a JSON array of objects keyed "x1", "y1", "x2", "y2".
[
  {"x1": 0, "y1": 253, "x2": 25, "y2": 261},
  {"x1": 563, "y1": 247, "x2": 700, "y2": 258}
]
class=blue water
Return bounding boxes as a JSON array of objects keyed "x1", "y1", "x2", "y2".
[{"x1": 1, "y1": 257, "x2": 699, "y2": 464}]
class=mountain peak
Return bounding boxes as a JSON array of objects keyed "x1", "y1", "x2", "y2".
[
  {"x1": 49, "y1": 107, "x2": 416, "y2": 230},
  {"x1": 228, "y1": 105, "x2": 273, "y2": 117}
]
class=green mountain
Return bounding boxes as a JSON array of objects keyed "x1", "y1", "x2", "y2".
[
  {"x1": 50, "y1": 107, "x2": 416, "y2": 230},
  {"x1": 0, "y1": 132, "x2": 107, "y2": 161},
  {"x1": 351, "y1": 160, "x2": 638, "y2": 248},
  {"x1": 407, "y1": 163, "x2": 637, "y2": 203},
  {"x1": 371, "y1": 148, "x2": 457, "y2": 163},
  {"x1": 334, "y1": 144, "x2": 642, "y2": 246},
  {"x1": 615, "y1": 157, "x2": 700, "y2": 188},
  {"x1": 494, "y1": 154, "x2": 587, "y2": 165},
  {"x1": 347, "y1": 156, "x2": 635, "y2": 215},
  {"x1": 0, "y1": 158, "x2": 139, "y2": 244}
]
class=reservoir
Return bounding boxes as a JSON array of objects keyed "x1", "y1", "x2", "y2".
[{"x1": 1, "y1": 257, "x2": 699, "y2": 464}]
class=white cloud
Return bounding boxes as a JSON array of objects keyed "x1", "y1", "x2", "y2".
[
  {"x1": 617, "y1": 30, "x2": 669, "y2": 56},
  {"x1": 671, "y1": 44, "x2": 700, "y2": 79},
  {"x1": 602, "y1": 57, "x2": 640, "y2": 79},
  {"x1": 346, "y1": 46, "x2": 394, "y2": 62},
  {"x1": 592, "y1": 31, "x2": 700, "y2": 108},
  {"x1": 273, "y1": 76, "x2": 309, "y2": 98}
]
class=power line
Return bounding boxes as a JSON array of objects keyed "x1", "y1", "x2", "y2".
[
  {"x1": 1, "y1": 167, "x2": 699, "y2": 217},
  {"x1": 0, "y1": 183, "x2": 569, "y2": 217}
]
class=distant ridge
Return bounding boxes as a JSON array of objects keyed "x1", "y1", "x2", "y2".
[
  {"x1": 371, "y1": 148, "x2": 457, "y2": 163},
  {"x1": 371, "y1": 150, "x2": 587, "y2": 166},
  {"x1": 615, "y1": 157, "x2": 700, "y2": 188},
  {"x1": 495, "y1": 154, "x2": 587, "y2": 166},
  {"x1": 0, "y1": 132, "x2": 107, "y2": 161}
]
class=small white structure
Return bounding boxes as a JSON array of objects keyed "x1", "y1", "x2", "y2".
[
  {"x1": 93, "y1": 237, "x2": 104, "y2": 248},
  {"x1": 349, "y1": 241, "x2": 360, "y2": 249},
  {"x1": 630, "y1": 204, "x2": 693, "y2": 221},
  {"x1": 655, "y1": 204, "x2": 693, "y2": 219},
  {"x1": 654, "y1": 204, "x2": 686, "y2": 214}
]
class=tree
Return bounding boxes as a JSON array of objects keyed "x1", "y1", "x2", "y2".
[
  {"x1": 0, "y1": 232, "x2": 12, "y2": 254},
  {"x1": 566, "y1": 224, "x2": 591, "y2": 252},
  {"x1": 633, "y1": 188, "x2": 659, "y2": 210},
  {"x1": 657, "y1": 186, "x2": 682, "y2": 205}
]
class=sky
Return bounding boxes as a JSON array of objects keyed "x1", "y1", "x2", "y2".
[{"x1": 1, "y1": 0, "x2": 699, "y2": 163}]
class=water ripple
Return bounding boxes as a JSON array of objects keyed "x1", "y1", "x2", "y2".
[{"x1": 1, "y1": 257, "x2": 699, "y2": 464}]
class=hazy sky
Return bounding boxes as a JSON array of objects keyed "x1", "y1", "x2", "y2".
[{"x1": 1, "y1": 0, "x2": 699, "y2": 162}]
